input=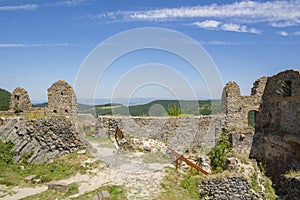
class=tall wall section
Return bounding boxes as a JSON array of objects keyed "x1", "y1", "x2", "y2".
[
  {"x1": 222, "y1": 77, "x2": 267, "y2": 129},
  {"x1": 97, "y1": 115, "x2": 224, "y2": 151},
  {"x1": 250, "y1": 70, "x2": 300, "y2": 189}
]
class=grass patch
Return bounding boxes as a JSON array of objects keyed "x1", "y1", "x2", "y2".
[
  {"x1": 23, "y1": 112, "x2": 46, "y2": 120},
  {"x1": 72, "y1": 185, "x2": 127, "y2": 200},
  {"x1": 86, "y1": 135, "x2": 115, "y2": 148},
  {"x1": 21, "y1": 182, "x2": 79, "y2": 200},
  {"x1": 155, "y1": 167, "x2": 202, "y2": 200},
  {"x1": 284, "y1": 170, "x2": 300, "y2": 178},
  {"x1": 0, "y1": 149, "x2": 97, "y2": 187}
]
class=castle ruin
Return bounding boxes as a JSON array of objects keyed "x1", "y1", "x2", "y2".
[
  {"x1": 222, "y1": 77, "x2": 267, "y2": 129},
  {"x1": 48, "y1": 80, "x2": 78, "y2": 117},
  {"x1": 9, "y1": 87, "x2": 33, "y2": 113}
]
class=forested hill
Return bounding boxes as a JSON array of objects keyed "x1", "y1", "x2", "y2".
[
  {"x1": 0, "y1": 88, "x2": 10, "y2": 111},
  {"x1": 79, "y1": 100, "x2": 223, "y2": 117}
]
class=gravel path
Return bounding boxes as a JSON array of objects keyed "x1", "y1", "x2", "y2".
[{"x1": 1, "y1": 140, "x2": 171, "y2": 200}]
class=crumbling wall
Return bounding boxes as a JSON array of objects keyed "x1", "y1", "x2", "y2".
[
  {"x1": 48, "y1": 80, "x2": 77, "y2": 117},
  {"x1": 222, "y1": 77, "x2": 267, "y2": 129},
  {"x1": 9, "y1": 87, "x2": 32, "y2": 113},
  {"x1": 97, "y1": 115, "x2": 224, "y2": 151},
  {"x1": 250, "y1": 70, "x2": 300, "y2": 189},
  {"x1": 0, "y1": 117, "x2": 85, "y2": 163}
]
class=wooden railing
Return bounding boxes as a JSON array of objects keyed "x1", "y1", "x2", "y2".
[{"x1": 168, "y1": 147, "x2": 209, "y2": 175}]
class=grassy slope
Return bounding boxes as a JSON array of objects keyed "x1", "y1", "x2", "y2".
[{"x1": 0, "y1": 88, "x2": 10, "y2": 111}]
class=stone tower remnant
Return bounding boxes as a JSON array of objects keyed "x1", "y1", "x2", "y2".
[
  {"x1": 222, "y1": 77, "x2": 267, "y2": 129},
  {"x1": 47, "y1": 80, "x2": 77, "y2": 117},
  {"x1": 10, "y1": 87, "x2": 32, "y2": 113}
]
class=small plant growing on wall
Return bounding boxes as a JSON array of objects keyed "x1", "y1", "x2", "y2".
[{"x1": 166, "y1": 104, "x2": 181, "y2": 116}]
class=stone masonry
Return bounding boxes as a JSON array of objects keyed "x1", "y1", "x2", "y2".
[
  {"x1": 250, "y1": 69, "x2": 300, "y2": 189},
  {"x1": 97, "y1": 115, "x2": 224, "y2": 152},
  {"x1": 9, "y1": 87, "x2": 32, "y2": 113},
  {"x1": 0, "y1": 117, "x2": 85, "y2": 163},
  {"x1": 222, "y1": 77, "x2": 267, "y2": 129},
  {"x1": 198, "y1": 176, "x2": 260, "y2": 200},
  {"x1": 48, "y1": 80, "x2": 78, "y2": 117}
]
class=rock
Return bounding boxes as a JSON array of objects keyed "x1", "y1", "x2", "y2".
[
  {"x1": 143, "y1": 146, "x2": 151, "y2": 152},
  {"x1": 33, "y1": 178, "x2": 41, "y2": 184},
  {"x1": 24, "y1": 175, "x2": 36, "y2": 183},
  {"x1": 48, "y1": 182, "x2": 69, "y2": 192},
  {"x1": 98, "y1": 190, "x2": 110, "y2": 200},
  {"x1": 77, "y1": 149, "x2": 86, "y2": 154}
]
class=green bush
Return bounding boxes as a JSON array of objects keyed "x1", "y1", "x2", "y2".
[
  {"x1": 0, "y1": 140, "x2": 17, "y2": 165},
  {"x1": 208, "y1": 130, "x2": 231, "y2": 172},
  {"x1": 166, "y1": 104, "x2": 181, "y2": 116}
]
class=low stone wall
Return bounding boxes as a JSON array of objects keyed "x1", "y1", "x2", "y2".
[
  {"x1": 279, "y1": 176, "x2": 300, "y2": 200},
  {"x1": 198, "y1": 177, "x2": 259, "y2": 200},
  {"x1": 0, "y1": 117, "x2": 85, "y2": 163},
  {"x1": 97, "y1": 115, "x2": 224, "y2": 151}
]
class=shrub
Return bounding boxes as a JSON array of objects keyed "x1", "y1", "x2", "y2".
[
  {"x1": 166, "y1": 104, "x2": 181, "y2": 116},
  {"x1": 208, "y1": 130, "x2": 231, "y2": 172}
]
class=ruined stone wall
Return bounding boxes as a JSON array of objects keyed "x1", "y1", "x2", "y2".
[
  {"x1": 198, "y1": 176, "x2": 261, "y2": 199},
  {"x1": 250, "y1": 70, "x2": 300, "y2": 188},
  {"x1": 0, "y1": 117, "x2": 85, "y2": 163},
  {"x1": 222, "y1": 77, "x2": 267, "y2": 129},
  {"x1": 9, "y1": 87, "x2": 32, "y2": 112},
  {"x1": 97, "y1": 115, "x2": 224, "y2": 151},
  {"x1": 48, "y1": 80, "x2": 77, "y2": 117}
]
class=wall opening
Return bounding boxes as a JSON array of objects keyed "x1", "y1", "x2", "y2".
[
  {"x1": 248, "y1": 110, "x2": 256, "y2": 127},
  {"x1": 277, "y1": 80, "x2": 292, "y2": 97},
  {"x1": 53, "y1": 110, "x2": 57, "y2": 113}
]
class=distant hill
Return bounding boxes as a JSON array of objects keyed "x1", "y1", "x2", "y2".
[
  {"x1": 78, "y1": 100, "x2": 223, "y2": 117},
  {"x1": 0, "y1": 88, "x2": 10, "y2": 111}
]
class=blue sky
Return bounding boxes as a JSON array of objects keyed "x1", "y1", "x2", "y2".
[{"x1": 0, "y1": 0, "x2": 299, "y2": 102}]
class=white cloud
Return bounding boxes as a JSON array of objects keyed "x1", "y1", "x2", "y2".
[
  {"x1": 48, "y1": 0, "x2": 88, "y2": 7},
  {"x1": 193, "y1": 20, "x2": 221, "y2": 29},
  {"x1": 0, "y1": 43, "x2": 70, "y2": 48},
  {"x1": 200, "y1": 41, "x2": 241, "y2": 45},
  {"x1": 0, "y1": 4, "x2": 38, "y2": 11},
  {"x1": 193, "y1": 20, "x2": 261, "y2": 34},
  {"x1": 294, "y1": 31, "x2": 300, "y2": 35},
  {"x1": 97, "y1": 1, "x2": 300, "y2": 27},
  {"x1": 277, "y1": 31, "x2": 289, "y2": 36}
]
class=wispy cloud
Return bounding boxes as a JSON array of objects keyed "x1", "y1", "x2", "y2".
[
  {"x1": 200, "y1": 40, "x2": 241, "y2": 45},
  {"x1": 47, "y1": 0, "x2": 89, "y2": 7},
  {"x1": 94, "y1": 1, "x2": 300, "y2": 28},
  {"x1": 192, "y1": 20, "x2": 261, "y2": 34},
  {"x1": 0, "y1": 4, "x2": 38, "y2": 11},
  {"x1": 0, "y1": 43, "x2": 70, "y2": 48},
  {"x1": 277, "y1": 31, "x2": 289, "y2": 36},
  {"x1": 294, "y1": 31, "x2": 300, "y2": 35}
]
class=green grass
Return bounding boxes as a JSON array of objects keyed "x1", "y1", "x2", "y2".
[
  {"x1": 72, "y1": 185, "x2": 127, "y2": 200},
  {"x1": 155, "y1": 167, "x2": 202, "y2": 200},
  {"x1": 21, "y1": 182, "x2": 79, "y2": 200},
  {"x1": 284, "y1": 170, "x2": 300, "y2": 178}
]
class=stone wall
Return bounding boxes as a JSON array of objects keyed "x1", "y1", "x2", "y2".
[
  {"x1": 48, "y1": 80, "x2": 77, "y2": 117},
  {"x1": 198, "y1": 176, "x2": 260, "y2": 199},
  {"x1": 0, "y1": 117, "x2": 85, "y2": 163},
  {"x1": 222, "y1": 77, "x2": 267, "y2": 129},
  {"x1": 279, "y1": 175, "x2": 300, "y2": 200},
  {"x1": 250, "y1": 70, "x2": 300, "y2": 189},
  {"x1": 9, "y1": 87, "x2": 32, "y2": 112},
  {"x1": 97, "y1": 115, "x2": 224, "y2": 151}
]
